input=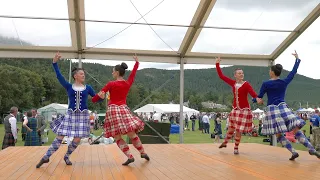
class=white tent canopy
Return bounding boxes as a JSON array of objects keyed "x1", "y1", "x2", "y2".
[
  {"x1": 297, "y1": 108, "x2": 308, "y2": 112},
  {"x1": 307, "y1": 108, "x2": 315, "y2": 112},
  {"x1": 38, "y1": 103, "x2": 69, "y2": 122},
  {"x1": 38, "y1": 103, "x2": 92, "y2": 121},
  {"x1": 252, "y1": 108, "x2": 264, "y2": 113},
  {"x1": 134, "y1": 104, "x2": 199, "y2": 114},
  {"x1": 38, "y1": 103, "x2": 69, "y2": 114}
]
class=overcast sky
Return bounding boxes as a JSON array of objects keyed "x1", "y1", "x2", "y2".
[{"x1": 0, "y1": 0, "x2": 320, "y2": 79}]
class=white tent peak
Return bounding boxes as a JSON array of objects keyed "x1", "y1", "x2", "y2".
[
  {"x1": 38, "y1": 103, "x2": 68, "y2": 113},
  {"x1": 134, "y1": 104, "x2": 199, "y2": 114},
  {"x1": 307, "y1": 107, "x2": 315, "y2": 112},
  {"x1": 253, "y1": 108, "x2": 264, "y2": 113}
]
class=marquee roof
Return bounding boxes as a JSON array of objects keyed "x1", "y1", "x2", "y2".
[{"x1": 0, "y1": 0, "x2": 319, "y2": 66}]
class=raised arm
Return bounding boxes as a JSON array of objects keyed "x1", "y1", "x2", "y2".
[
  {"x1": 127, "y1": 56, "x2": 139, "y2": 86},
  {"x1": 216, "y1": 63, "x2": 235, "y2": 86},
  {"x1": 284, "y1": 59, "x2": 301, "y2": 84},
  {"x1": 53, "y1": 63, "x2": 70, "y2": 89},
  {"x1": 284, "y1": 51, "x2": 301, "y2": 84},
  {"x1": 215, "y1": 57, "x2": 235, "y2": 86},
  {"x1": 52, "y1": 52, "x2": 71, "y2": 89}
]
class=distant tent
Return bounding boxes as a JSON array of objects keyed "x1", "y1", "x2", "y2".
[
  {"x1": 252, "y1": 108, "x2": 264, "y2": 113},
  {"x1": 297, "y1": 108, "x2": 307, "y2": 112}
]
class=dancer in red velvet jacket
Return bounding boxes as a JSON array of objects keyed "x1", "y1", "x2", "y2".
[
  {"x1": 93, "y1": 55, "x2": 149, "y2": 166},
  {"x1": 215, "y1": 57, "x2": 259, "y2": 154}
]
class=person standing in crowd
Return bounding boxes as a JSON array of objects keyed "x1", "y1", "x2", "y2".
[
  {"x1": 199, "y1": 113, "x2": 203, "y2": 132},
  {"x1": 184, "y1": 114, "x2": 189, "y2": 130},
  {"x1": 32, "y1": 108, "x2": 46, "y2": 145},
  {"x1": 190, "y1": 113, "x2": 197, "y2": 131},
  {"x1": 310, "y1": 110, "x2": 320, "y2": 135},
  {"x1": 202, "y1": 113, "x2": 210, "y2": 134},
  {"x1": 214, "y1": 113, "x2": 222, "y2": 143},
  {"x1": 309, "y1": 109, "x2": 320, "y2": 151},
  {"x1": 2, "y1": 107, "x2": 18, "y2": 149},
  {"x1": 23, "y1": 111, "x2": 41, "y2": 146},
  {"x1": 21, "y1": 111, "x2": 27, "y2": 141}
]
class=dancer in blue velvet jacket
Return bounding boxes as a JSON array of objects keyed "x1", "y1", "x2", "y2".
[
  {"x1": 36, "y1": 52, "x2": 103, "y2": 168},
  {"x1": 254, "y1": 51, "x2": 320, "y2": 160}
]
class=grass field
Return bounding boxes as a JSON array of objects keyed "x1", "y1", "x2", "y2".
[{"x1": 0, "y1": 119, "x2": 311, "y2": 151}]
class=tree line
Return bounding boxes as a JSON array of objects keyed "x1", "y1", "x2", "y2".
[{"x1": 0, "y1": 58, "x2": 319, "y2": 116}]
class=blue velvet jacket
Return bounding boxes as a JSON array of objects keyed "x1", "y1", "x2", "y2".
[{"x1": 53, "y1": 63, "x2": 98, "y2": 111}]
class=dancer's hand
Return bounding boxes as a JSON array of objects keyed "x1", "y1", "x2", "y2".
[
  {"x1": 98, "y1": 91, "x2": 105, "y2": 99},
  {"x1": 256, "y1": 98, "x2": 263, "y2": 104},
  {"x1": 292, "y1": 50, "x2": 299, "y2": 59},
  {"x1": 133, "y1": 54, "x2": 138, "y2": 62},
  {"x1": 215, "y1": 57, "x2": 221, "y2": 64},
  {"x1": 53, "y1": 52, "x2": 61, "y2": 63}
]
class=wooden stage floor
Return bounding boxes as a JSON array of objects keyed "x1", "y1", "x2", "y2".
[{"x1": 0, "y1": 143, "x2": 319, "y2": 180}]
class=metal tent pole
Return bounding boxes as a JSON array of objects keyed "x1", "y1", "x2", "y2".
[
  {"x1": 270, "y1": 59, "x2": 277, "y2": 147},
  {"x1": 179, "y1": 58, "x2": 185, "y2": 143},
  {"x1": 78, "y1": 54, "x2": 82, "y2": 68}
]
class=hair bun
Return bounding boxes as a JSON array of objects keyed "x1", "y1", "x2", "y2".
[
  {"x1": 120, "y1": 62, "x2": 128, "y2": 70},
  {"x1": 275, "y1": 64, "x2": 283, "y2": 70},
  {"x1": 72, "y1": 67, "x2": 78, "y2": 72}
]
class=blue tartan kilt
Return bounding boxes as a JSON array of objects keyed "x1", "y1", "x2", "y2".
[
  {"x1": 261, "y1": 103, "x2": 306, "y2": 135},
  {"x1": 24, "y1": 131, "x2": 41, "y2": 146},
  {"x1": 50, "y1": 109, "x2": 90, "y2": 138}
]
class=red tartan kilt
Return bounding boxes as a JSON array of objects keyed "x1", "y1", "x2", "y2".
[
  {"x1": 228, "y1": 108, "x2": 253, "y2": 133},
  {"x1": 104, "y1": 105, "x2": 144, "y2": 138}
]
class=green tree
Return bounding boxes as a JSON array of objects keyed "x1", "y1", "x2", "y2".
[{"x1": 0, "y1": 65, "x2": 45, "y2": 113}]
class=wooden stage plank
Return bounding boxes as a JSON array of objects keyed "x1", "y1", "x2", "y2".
[{"x1": 0, "y1": 143, "x2": 319, "y2": 180}]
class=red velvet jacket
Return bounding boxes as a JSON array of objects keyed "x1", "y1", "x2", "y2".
[
  {"x1": 216, "y1": 63, "x2": 257, "y2": 110},
  {"x1": 92, "y1": 61, "x2": 139, "y2": 105}
]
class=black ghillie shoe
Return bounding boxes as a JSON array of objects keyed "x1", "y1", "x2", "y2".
[
  {"x1": 234, "y1": 149, "x2": 239, "y2": 155},
  {"x1": 219, "y1": 143, "x2": 227, "y2": 149},
  {"x1": 309, "y1": 150, "x2": 320, "y2": 159},
  {"x1": 64, "y1": 157, "x2": 72, "y2": 165},
  {"x1": 36, "y1": 158, "x2": 49, "y2": 168},
  {"x1": 122, "y1": 158, "x2": 135, "y2": 166},
  {"x1": 289, "y1": 153, "x2": 299, "y2": 161},
  {"x1": 141, "y1": 154, "x2": 150, "y2": 161}
]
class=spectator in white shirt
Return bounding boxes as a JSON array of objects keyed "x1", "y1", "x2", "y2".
[
  {"x1": 2, "y1": 107, "x2": 18, "y2": 149},
  {"x1": 202, "y1": 114, "x2": 210, "y2": 134},
  {"x1": 152, "y1": 111, "x2": 161, "y2": 122}
]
